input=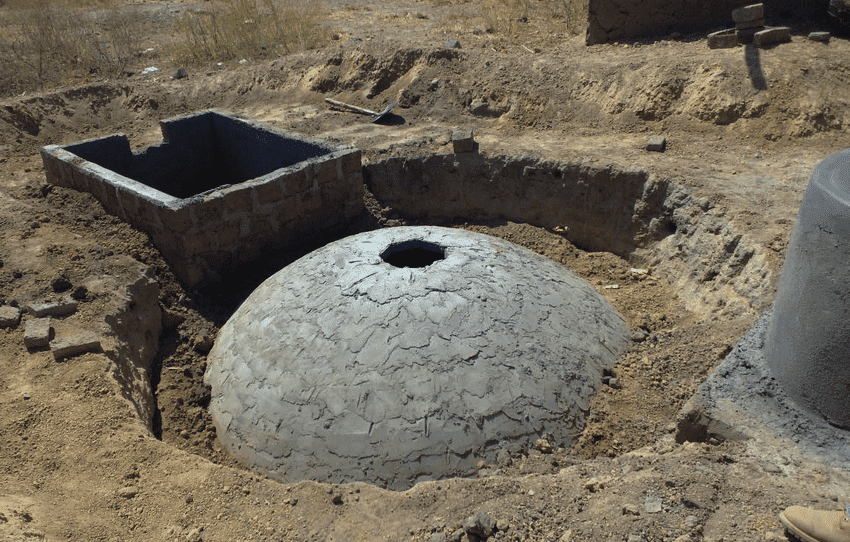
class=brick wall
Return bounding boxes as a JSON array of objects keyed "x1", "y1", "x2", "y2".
[
  {"x1": 586, "y1": 0, "x2": 828, "y2": 45},
  {"x1": 41, "y1": 112, "x2": 364, "y2": 286}
]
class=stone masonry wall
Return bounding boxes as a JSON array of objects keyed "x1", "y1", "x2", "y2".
[
  {"x1": 41, "y1": 137, "x2": 363, "y2": 286},
  {"x1": 586, "y1": 0, "x2": 828, "y2": 45}
]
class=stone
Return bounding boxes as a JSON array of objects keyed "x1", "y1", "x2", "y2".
[
  {"x1": 172, "y1": 67, "x2": 188, "y2": 79},
  {"x1": 464, "y1": 511, "x2": 495, "y2": 539},
  {"x1": 732, "y1": 3, "x2": 764, "y2": 23},
  {"x1": 735, "y1": 18, "x2": 765, "y2": 30},
  {"x1": 28, "y1": 299, "x2": 78, "y2": 318},
  {"x1": 645, "y1": 496, "x2": 663, "y2": 513},
  {"x1": 205, "y1": 227, "x2": 629, "y2": 489},
  {"x1": 192, "y1": 328, "x2": 215, "y2": 354},
  {"x1": 646, "y1": 136, "x2": 666, "y2": 152},
  {"x1": 807, "y1": 31, "x2": 831, "y2": 43},
  {"x1": 24, "y1": 318, "x2": 52, "y2": 348},
  {"x1": 623, "y1": 504, "x2": 641, "y2": 516},
  {"x1": 753, "y1": 27, "x2": 791, "y2": 47},
  {"x1": 707, "y1": 29, "x2": 738, "y2": 49},
  {"x1": 70, "y1": 285, "x2": 88, "y2": 301},
  {"x1": 534, "y1": 438, "x2": 554, "y2": 454},
  {"x1": 444, "y1": 39, "x2": 461, "y2": 49},
  {"x1": 117, "y1": 486, "x2": 138, "y2": 498},
  {"x1": 452, "y1": 129, "x2": 475, "y2": 153},
  {"x1": 50, "y1": 333, "x2": 101, "y2": 360},
  {"x1": 50, "y1": 274, "x2": 72, "y2": 292},
  {"x1": 0, "y1": 306, "x2": 21, "y2": 328}
]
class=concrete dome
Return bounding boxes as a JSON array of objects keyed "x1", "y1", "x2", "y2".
[{"x1": 205, "y1": 226, "x2": 629, "y2": 489}]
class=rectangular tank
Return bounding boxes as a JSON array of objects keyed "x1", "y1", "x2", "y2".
[{"x1": 40, "y1": 110, "x2": 364, "y2": 286}]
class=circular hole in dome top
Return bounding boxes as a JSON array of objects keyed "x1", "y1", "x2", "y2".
[{"x1": 380, "y1": 239, "x2": 445, "y2": 268}]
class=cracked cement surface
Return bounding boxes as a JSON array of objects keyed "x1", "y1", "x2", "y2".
[{"x1": 205, "y1": 226, "x2": 629, "y2": 489}]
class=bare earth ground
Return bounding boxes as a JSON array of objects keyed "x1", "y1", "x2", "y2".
[{"x1": 2, "y1": 1, "x2": 850, "y2": 541}]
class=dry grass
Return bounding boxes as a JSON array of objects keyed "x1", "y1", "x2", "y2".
[
  {"x1": 480, "y1": 0, "x2": 587, "y2": 38},
  {"x1": 170, "y1": 0, "x2": 327, "y2": 67},
  {"x1": 0, "y1": 0, "x2": 327, "y2": 97},
  {"x1": 440, "y1": 0, "x2": 586, "y2": 48},
  {"x1": 0, "y1": 0, "x2": 140, "y2": 95}
]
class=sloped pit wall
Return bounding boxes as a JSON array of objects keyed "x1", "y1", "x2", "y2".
[
  {"x1": 364, "y1": 154, "x2": 772, "y2": 317},
  {"x1": 41, "y1": 118, "x2": 364, "y2": 286}
]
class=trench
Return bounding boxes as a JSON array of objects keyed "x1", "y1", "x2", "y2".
[{"x1": 108, "y1": 152, "x2": 772, "y2": 484}]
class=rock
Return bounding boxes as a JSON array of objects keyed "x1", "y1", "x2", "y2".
[
  {"x1": 707, "y1": 29, "x2": 738, "y2": 49},
  {"x1": 70, "y1": 285, "x2": 88, "y2": 301},
  {"x1": 28, "y1": 299, "x2": 78, "y2": 318},
  {"x1": 533, "y1": 438, "x2": 554, "y2": 454},
  {"x1": 732, "y1": 3, "x2": 764, "y2": 23},
  {"x1": 117, "y1": 486, "x2": 138, "y2": 498},
  {"x1": 193, "y1": 328, "x2": 214, "y2": 354},
  {"x1": 496, "y1": 520, "x2": 510, "y2": 532},
  {"x1": 583, "y1": 476, "x2": 611, "y2": 492},
  {"x1": 463, "y1": 511, "x2": 496, "y2": 539},
  {"x1": 50, "y1": 333, "x2": 101, "y2": 360},
  {"x1": 185, "y1": 527, "x2": 202, "y2": 542},
  {"x1": 51, "y1": 274, "x2": 72, "y2": 292},
  {"x1": 627, "y1": 534, "x2": 647, "y2": 542},
  {"x1": 646, "y1": 136, "x2": 666, "y2": 152},
  {"x1": 431, "y1": 533, "x2": 448, "y2": 542},
  {"x1": 631, "y1": 329, "x2": 648, "y2": 342},
  {"x1": 559, "y1": 530, "x2": 573, "y2": 542},
  {"x1": 452, "y1": 129, "x2": 475, "y2": 153},
  {"x1": 0, "y1": 306, "x2": 21, "y2": 328},
  {"x1": 622, "y1": 504, "x2": 641, "y2": 516},
  {"x1": 24, "y1": 318, "x2": 52, "y2": 348},
  {"x1": 331, "y1": 493, "x2": 344, "y2": 505},
  {"x1": 645, "y1": 496, "x2": 663, "y2": 513},
  {"x1": 807, "y1": 31, "x2": 831, "y2": 43},
  {"x1": 754, "y1": 27, "x2": 791, "y2": 47},
  {"x1": 445, "y1": 39, "x2": 462, "y2": 49},
  {"x1": 172, "y1": 67, "x2": 188, "y2": 79}
]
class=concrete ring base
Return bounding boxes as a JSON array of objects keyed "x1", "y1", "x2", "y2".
[{"x1": 765, "y1": 149, "x2": 850, "y2": 429}]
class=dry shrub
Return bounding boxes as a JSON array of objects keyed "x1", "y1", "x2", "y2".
[
  {"x1": 171, "y1": 0, "x2": 327, "y2": 66},
  {"x1": 479, "y1": 0, "x2": 587, "y2": 40},
  {"x1": 0, "y1": 0, "x2": 141, "y2": 95}
]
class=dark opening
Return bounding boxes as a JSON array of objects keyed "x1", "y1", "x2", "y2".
[{"x1": 380, "y1": 239, "x2": 445, "y2": 268}]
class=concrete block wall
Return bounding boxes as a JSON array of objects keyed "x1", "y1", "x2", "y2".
[
  {"x1": 41, "y1": 111, "x2": 363, "y2": 286},
  {"x1": 586, "y1": 0, "x2": 828, "y2": 45}
]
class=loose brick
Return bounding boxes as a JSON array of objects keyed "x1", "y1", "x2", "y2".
[
  {"x1": 754, "y1": 27, "x2": 791, "y2": 48},
  {"x1": 28, "y1": 299, "x2": 78, "y2": 318},
  {"x1": 24, "y1": 318, "x2": 52, "y2": 348},
  {"x1": 0, "y1": 306, "x2": 22, "y2": 328},
  {"x1": 735, "y1": 18, "x2": 765, "y2": 30},
  {"x1": 732, "y1": 3, "x2": 764, "y2": 23},
  {"x1": 51, "y1": 334, "x2": 102, "y2": 360},
  {"x1": 708, "y1": 29, "x2": 738, "y2": 49},
  {"x1": 453, "y1": 130, "x2": 475, "y2": 153}
]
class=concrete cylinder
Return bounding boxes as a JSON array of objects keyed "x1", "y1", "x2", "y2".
[{"x1": 765, "y1": 149, "x2": 850, "y2": 429}]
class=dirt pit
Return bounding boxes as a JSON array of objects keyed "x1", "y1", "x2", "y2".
[{"x1": 2, "y1": 1, "x2": 850, "y2": 541}]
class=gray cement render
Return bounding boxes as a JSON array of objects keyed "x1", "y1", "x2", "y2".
[
  {"x1": 764, "y1": 149, "x2": 850, "y2": 429},
  {"x1": 205, "y1": 226, "x2": 629, "y2": 490},
  {"x1": 679, "y1": 310, "x2": 850, "y2": 470}
]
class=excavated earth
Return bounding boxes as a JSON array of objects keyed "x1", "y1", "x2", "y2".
[{"x1": 1, "y1": 1, "x2": 850, "y2": 541}]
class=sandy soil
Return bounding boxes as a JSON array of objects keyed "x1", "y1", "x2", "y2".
[{"x1": 2, "y1": 1, "x2": 850, "y2": 541}]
